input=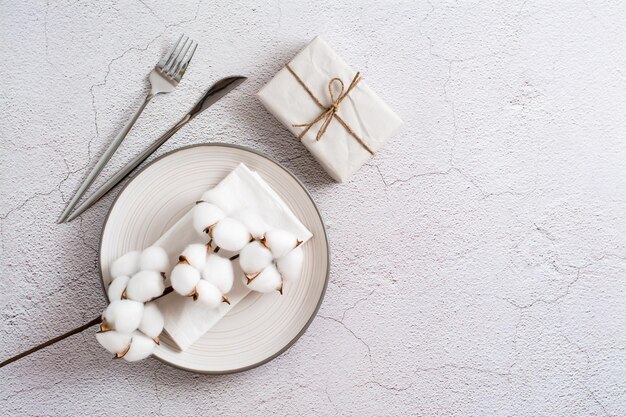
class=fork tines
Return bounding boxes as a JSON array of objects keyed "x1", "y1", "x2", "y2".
[{"x1": 157, "y1": 34, "x2": 198, "y2": 84}]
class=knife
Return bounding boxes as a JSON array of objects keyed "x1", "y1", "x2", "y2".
[{"x1": 64, "y1": 76, "x2": 246, "y2": 223}]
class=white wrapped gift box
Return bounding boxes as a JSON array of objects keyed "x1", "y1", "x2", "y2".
[{"x1": 257, "y1": 36, "x2": 403, "y2": 182}]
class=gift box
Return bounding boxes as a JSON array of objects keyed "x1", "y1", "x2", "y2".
[{"x1": 257, "y1": 36, "x2": 403, "y2": 182}]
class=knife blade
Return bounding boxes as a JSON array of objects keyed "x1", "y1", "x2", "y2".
[{"x1": 64, "y1": 76, "x2": 246, "y2": 222}]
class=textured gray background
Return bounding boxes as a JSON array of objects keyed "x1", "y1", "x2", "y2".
[{"x1": 1, "y1": 0, "x2": 625, "y2": 416}]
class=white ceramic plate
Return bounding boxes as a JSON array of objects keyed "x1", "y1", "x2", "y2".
[{"x1": 99, "y1": 144, "x2": 329, "y2": 373}]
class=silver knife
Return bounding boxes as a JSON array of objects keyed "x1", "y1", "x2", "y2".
[{"x1": 64, "y1": 76, "x2": 246, "y2": 223}]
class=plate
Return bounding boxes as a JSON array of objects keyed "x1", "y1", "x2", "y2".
[{"x1": 99, "y1": 144, "x2": 329, "y2": 373}]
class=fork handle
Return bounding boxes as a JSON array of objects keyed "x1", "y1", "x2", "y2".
[
  {"x1": 64, "y1": 113, "x2": 192, "y2": 223},
  {"x1": 57, "y1": 94, "x2": 155, "y2": 223}
]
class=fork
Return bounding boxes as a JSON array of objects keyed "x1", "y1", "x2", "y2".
[{"x1": 56, "y1": 34, "x2": 198, "y2": 223}]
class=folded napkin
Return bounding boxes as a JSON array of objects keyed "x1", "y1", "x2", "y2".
[{"x1": 153, "y1": 164, "x2": 312, "y2": 351}]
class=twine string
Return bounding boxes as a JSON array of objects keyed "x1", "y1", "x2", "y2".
[{"x1": 285, "y1": 64, "x2": 374, "y2": 155}]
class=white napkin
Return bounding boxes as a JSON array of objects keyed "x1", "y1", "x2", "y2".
[
  {"x1": 153, "y1": 163, "x2": 312, "y2": 351},
  {"x1": 257, "y1": 36, "x2": 403, "y2": 182}
]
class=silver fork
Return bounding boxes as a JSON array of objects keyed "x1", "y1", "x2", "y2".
[{"x1": 57, "y1": 34, "x2": 198, "y2": 223}]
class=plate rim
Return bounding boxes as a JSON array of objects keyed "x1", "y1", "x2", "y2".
[{"x1": 98, "y1": 142, "x2": 330, "y2": 374}]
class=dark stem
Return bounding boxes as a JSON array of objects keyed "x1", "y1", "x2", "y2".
[
  {"x1": 0, "y1": 316, "x2": 102, "y2": 368},
  {"x1": 0, "y1": 255, "x2": 246, "y2": 368},
  {"x1": 0, "y1": 286, "x2": 177, "y2": 369},
  {"x1": 159, "y1": 285, "x2": 174, "y2": 297}
]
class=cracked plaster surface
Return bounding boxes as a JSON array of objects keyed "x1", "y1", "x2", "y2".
[{"x1": 1, "y1": 0, "x2": 625, "y2": 415}]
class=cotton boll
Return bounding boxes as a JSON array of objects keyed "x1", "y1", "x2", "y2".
[
  {"x1": 103, "y1": 300, "x2": 144, "y2": 334},
  {"x1": 200, "y1": 189, "x2": 236, "y2": 212},
  {"x1": 276, "y1": 247, "x2": 304, "y2": 283},
  {"x1": 170, "y1": 263, "x2": 201, "y2": 296},
  {"x1": 202, "y1": 254, "x2": 234, "y2": 294},
  {"x1": 200, "y1": 189, "x2": 218, "y2": 204},
  {"x1": 180, "y1": 243, "x2": 209, "y2": 270},
  {"x1": 262, "y1": 229, "x2": 301, "y2": 258},
  {"x1": 245, "y1": 264, "x2": 282, "y2": 293},
  {"x1": 122, "y1": 332, "x2": 157, "y2": 362},
  {"x1": 125, "y1": 271, "x2": 165, "y2": 303},
  {"x1": 139, "y1": 246, "x2": 170, "y2": 273},
  {"x1": 192, "y1": 202, "x2": 225, "y2": 236},
  {"x1": 211, "y1": 218, "x2": 250, "y2": 251},
  {"x1": 231, "y1": 209, "x2": 270, "y2": 239},
  {"x1": 96, "y1": 330, "x2": 131, "y2": 355},
  {"x1": 110, "y1": 251, "x2": 141, "y2": 278},
  {"x1": 194, "y1": 280, "x2": 223, "y2": 309},
  {"x1": 107, "y1": 276, "x2": 130, "y2": 302},
  {"x1": 239, "y1": 241, "x2": 273, "y2": 276},
  {"x1": 138, "y1": 302, "x2": 164, "y2": 341}
]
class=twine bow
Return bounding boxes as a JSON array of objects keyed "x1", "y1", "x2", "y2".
[{"x1": 285, "y1": 64, "x2": 374, "y2": 155}]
